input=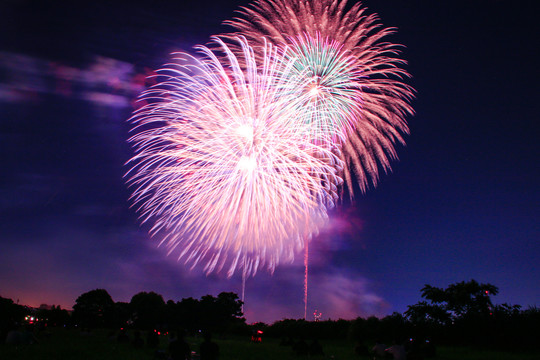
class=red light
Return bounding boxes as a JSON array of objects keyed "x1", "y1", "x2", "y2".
[{"x1": 257, "y1": 330, "x2": 263, "y2": 334}]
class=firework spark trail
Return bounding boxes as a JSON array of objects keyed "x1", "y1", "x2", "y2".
[
  {"x1": 304, "y1": 238, "x2": 308, "y2": 319},
  {"x1": 126, "y1": 37, "x2": 343, "y2": 278},
  {"x1": 222, "y1": 0, "x2": 415, "y2": 194}
]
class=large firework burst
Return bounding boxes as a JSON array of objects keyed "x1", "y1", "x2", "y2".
[
  {"x1": 126, "y1": 37, "x2": 342, "y2": 277},
  {"x1": 222, "y1": 0, "x2": 415, "y2": 194}
]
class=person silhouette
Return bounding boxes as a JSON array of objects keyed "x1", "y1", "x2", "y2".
[
  {"x1": 371, "y1": 340, "x2": 387, "y2": 359},
  {"x1": 293, "y1": 338, "x2": 309, "y2": 356},
  {"x1": 309, "y1": 338, "x2": 324, "y2": 356},
  {"x1": 169, "y1": 330, "x2": 191, "y2": 360},
  {"x1": 200, "y1": 332, "x2": 219, "y2": 360},
  {"x1": 386, "y1": 340, "x2": 406, "y2": 360},
  {"x1": 117, "y1": 328, "x2": 129, "y2": 343},
  {"x1": 132, "y1": 330, "x2": 144, "y2": 348},
  {"x1": 147, "y1": 330, "x2": 159, "y2": 348}
]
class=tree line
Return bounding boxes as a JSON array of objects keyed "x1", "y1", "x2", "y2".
[
  {"x1": 1, "y1": 291, "x2": 245, "y2": 339},
  {"x1": 2, "y1": 280, "x2": 538, "y2": 350},
  {"x1": 71, "y1": 290, "x2": 245, "y2": 334}
]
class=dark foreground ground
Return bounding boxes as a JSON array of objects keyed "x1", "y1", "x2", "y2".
[{"x1": 1, "y1": 328, "x2": 538, "y2": 360}]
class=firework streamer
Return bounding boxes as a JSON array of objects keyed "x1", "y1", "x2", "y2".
[
  {"x1": 223, "y1": 0, "x2": 414, "y2": 193},
  {"x1": 126, "y1": 37, "x2": 343, "y2": 280},
  {"x1": 222, "y1": 0, "x2": 415, "y2": 317}
]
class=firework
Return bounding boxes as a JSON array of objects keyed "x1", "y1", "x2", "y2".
[
  {"x1": 223, "y1": 0, "x2": 415, "y2": 193},
  {"x1": 126, "y1": 37, "x2": 342, "y2": 277},
  {"x1": 280, "y1": 33, "x2": 364, "y2": 146}
]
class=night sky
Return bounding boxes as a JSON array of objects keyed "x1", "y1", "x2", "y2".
[{"x1": 1, "y1": 0, "x2": 538, "y2": 324}]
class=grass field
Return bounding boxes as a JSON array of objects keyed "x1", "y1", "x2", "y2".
[{"x1": 1, "y1": 328, "x2": 538, "y2": 360}]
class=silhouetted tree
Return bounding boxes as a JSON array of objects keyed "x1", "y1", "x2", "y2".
[
  {"x1": 73, "y1": 289, "x2": 115, "y2": 328},
  {"x1": 112, "y1": 301, "x2": 131, "y2": 328},
  {"x1": 406, "y1": 280, "x2": 500, "y2": 346},
  {"x1": 0, "y1": 296, "x2": 27, "y2": 339},
  {"x1": 130, "y1": 291, "x2": 165, "y2": 330},
  {"x1": 421, "y1": 280, "x2": 498, "y2": 320},
  {"x1": 37, "y1": 305, "x2": 71, "y2": 327},
  {"x1": 216, "y1": 292, "x2": 243, "y2": 322},
  {"x1": 177, "y1": 297, "x2": 200, "y2": 333},
  {"x1": 380, "y1": 312, "x2": 410, "y2": 342},
  {"x1": 197, "y1": 292, "x2": 244, "y2": 333},
  {"x1": 404, "y1": 301, "x2": 450, "y2": 326}
]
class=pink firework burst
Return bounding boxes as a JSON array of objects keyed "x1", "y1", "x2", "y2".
[
  {"x1": 126, "y1": 37, "x2": 342, "y2": 277},
  {"x1": 222, "y1": 0, "x2": 415, "y2": 194}
]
